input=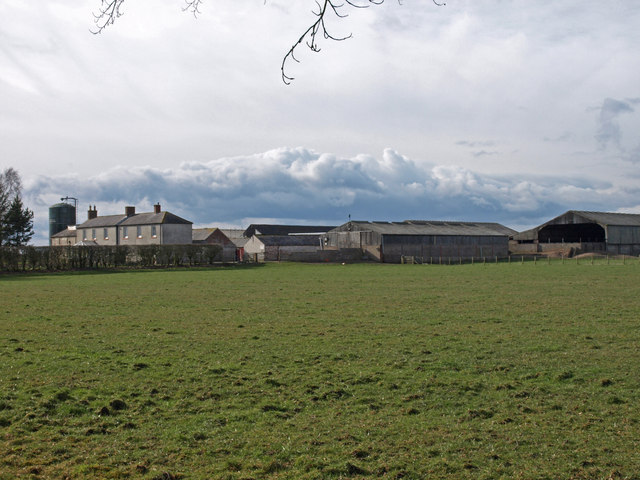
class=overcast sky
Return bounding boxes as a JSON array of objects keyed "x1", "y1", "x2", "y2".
[{"x1": 2, "y1": 1, "x2": 640, "y2": 244}]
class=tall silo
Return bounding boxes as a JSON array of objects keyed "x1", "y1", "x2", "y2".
[{"x1": 49, "y1": 202, "x2": 76, "y2": 244}]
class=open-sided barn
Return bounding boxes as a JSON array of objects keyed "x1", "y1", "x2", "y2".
[
  {"x1": 322, "y1": 221, "x2": 515, "y2": 263},
  {"x1": 513, "y1": 210, "x2": 640, "y2": 256},
  {"x1": 244, "y1": 234, "x2": 323, "y2": 262}
]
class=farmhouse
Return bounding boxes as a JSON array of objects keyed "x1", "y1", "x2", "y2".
[
  {"x1": 512, "y1": 210, "x2": 640, "y2": 256},
  {"x1": 322, "y1": 220, "x2": 516, "y2": 263},
  {"x1": 75, "y1": 204, "x2": 192, "y2": 246},
  {"x1": 193, "y1": 228, "x2": 247, "y2": 261},
  {"x1": 244, "y1": 234, "x2": 324, "y2": 262}
]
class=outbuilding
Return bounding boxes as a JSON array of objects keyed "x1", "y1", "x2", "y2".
[
  {"x1": 322, "y1": 220, "x2": 515, "y2": 263},
  {"x1": 513, "y1": 210, "x2": 640, "y2": 256},
  {"x1": 192, "y1": 228, "x2": 247, "y2": 261},
  {"x1": 244, "y1": 234, "x2": 323, "y2": 262}
]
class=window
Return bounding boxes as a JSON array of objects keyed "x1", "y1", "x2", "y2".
[
  {"x1": 103, "y1": 228, "x2": 109, "y2": 240},
  {"x1": 92, "y1": 229, "x2": 96, "y2": 240},
  {"x1": 137, "y1": 225, "x2": 142, "y2": 238},
  {"x1": 123, "y1": 226, "x2": 128, "y2": 239},
  {"x1": 83, "y1": 231, "x2": 87, "y2": 241},
  {"x1": 151, "y1": 225, "x2": 157, "y2": 238}
]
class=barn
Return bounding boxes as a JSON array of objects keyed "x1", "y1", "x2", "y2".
[
  {"x1": 192, "y1": 228, "x2": 247, "y2": 261},
  {"x1": 322, "y1": 221, "x2": 516, "y2": 263},
  {"x1": 513, "y1": 210, "x2": 640, "y2": 256},
  {"x1": 244, "y1": 235, "x2": 324, "y2": 262}
]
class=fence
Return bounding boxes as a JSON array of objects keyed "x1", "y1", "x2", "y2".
[
  {"x1": 400, "y1": 254, "x2": 640, "y2": 266},
  {"x1": 0, "y1": 244, "x2": 223, "y2": 273}
]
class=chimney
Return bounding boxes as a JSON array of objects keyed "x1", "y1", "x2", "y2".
[
  {"x1": 88, "y1": 205, "x2": 97, "y2": 220},
  {"x1": 154, "y1": 203, "x2": 161, "y2": 214},
  {"x1": 125, "y1": 206, "x2": 136, "y2": 217}
]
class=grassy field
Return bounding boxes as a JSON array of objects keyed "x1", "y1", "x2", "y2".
[{"x1": 1, "y1": 262, "x2": 639, "y2": 479}]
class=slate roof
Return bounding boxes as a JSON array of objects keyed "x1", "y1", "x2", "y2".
[
  {"x1": 244, "y1": 224, "x2": 337, "y2": 237},
  {"x1": 192, "y1": 228, "x2": 216, "y2": 242},
  {"x1": 221, "y1": 229, "x2": 249, "y2": 247},
  {"x1": 51, "y1": 227, "x2": 77, "y2": 238},
  {"x1": 119, "y1": 212, "x2": 191, "y2": 226},
  {"x1": 77, "y1": 211, "x2": 191, "y2": 229},
  {"x1": 77, "y1": 215, "x2": 127, "y2": 229},
  {"x1": 340, "y1": 221, "x2": 516, "y2": 237}
]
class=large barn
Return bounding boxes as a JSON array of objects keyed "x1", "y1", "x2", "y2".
[
  {"x1": 513, "y1": 210, "x2": 640, "y2": 256},
  {"x1": 322, "y1": 221, "x2": 516, "y2": 263}
]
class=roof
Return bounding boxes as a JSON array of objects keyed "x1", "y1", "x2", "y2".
[
  {"x1": 513, "y1": 210, "x2": 640, "y2": 241},
  {"x1": 74, "y1": 240, "x2": 99, "y2": 246},
  {"x1": 221, "y1": 229, "x2": 249, "y2": 247},
  {"x1": 192, "y1": 228, "x2": 216, "y2": 242},
  {"x1": 335, "y1": 221, "x2": 516, "y2": 237},
  {"x1": 252, "y1": 234, "x2": 321, "y2": 246},
  {"x1": 51, "y1": 227, "x2": 77, "y2": 238},
  {"x1": 120, "y1": 211, "x2": 191, "y2": 226},
  {"x1": 219, "y1": 229, "x2": 246, "y2": 240},
  {"x1": 244, "y1": 224, "x2": 337, "y2": 237},
  {"x1": 77, "y1": 214, "x2": 127, "y2": 229},
  {"x1": 566, "y1": 211, "x2": 640, "y2": 227},
  {"x1": 77, "y1": 211, "x2": 192, "y2": 229}
]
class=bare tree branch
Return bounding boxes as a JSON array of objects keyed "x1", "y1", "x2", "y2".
[
  {"x1": 280, "y1": 0, "x2": 444, "y2": 84},
  {"x1": 91, "y1": 0, "x2": 125, "y2": 34},
  {"x1": 183, "y1": 0, "x2": 204, "y2": 18},
  {"x1": 90, "y1": 1, "x2": 445, "y2": 83}
]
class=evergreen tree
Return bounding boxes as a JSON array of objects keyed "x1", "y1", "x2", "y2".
[
  {"x1": 0, "y1": 169, "x2": 34, "y2": 246},
  {"x1": 3, "y1": 196, "x2": 34, "y2": 246}
]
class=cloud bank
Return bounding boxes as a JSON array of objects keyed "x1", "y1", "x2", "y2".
[{"x1": 24, "y1": 147, "x2": 640, "y2": 245}]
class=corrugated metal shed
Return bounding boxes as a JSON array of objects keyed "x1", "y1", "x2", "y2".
[
  {"x1": 336, "y1": 220, "x2": 516, "y2": 237},
  {"x1": 568, "y1": 211, "x2": 640, "y2": 226},
  {"x1": 514, "y1": 211, "x2": 640, "y2": 240},
  {"x1": 254, "y1": 235, "x2": 321, "y2": 247},
  {"x1": 243, "y1": 224, "x2": 337, "y2": 237},
  {"x1": 512, "y1": 210, "x2": 640, "y2": 255}
]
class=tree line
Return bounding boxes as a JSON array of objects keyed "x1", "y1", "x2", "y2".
[
  {"x1": 0, "y1": 168, "x2": 34, "y2": 246},
  {"x1": 0, "y1": 244, "x2": 223, "y2": 273}
]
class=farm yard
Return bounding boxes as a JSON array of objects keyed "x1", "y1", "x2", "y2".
[{"x1": 1, "y1": 263, "x2": 639, "y2": 479}]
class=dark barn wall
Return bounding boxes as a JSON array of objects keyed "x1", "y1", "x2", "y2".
[{"x1": 380, "y1": 235, "x2": 508, "y2": 263}]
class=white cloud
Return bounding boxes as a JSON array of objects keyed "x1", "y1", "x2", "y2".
[
  {"x1": 24, "y1": 147, "x2": 640, "y2": 245},
  {"x1": 4, "y1": 1, "x2": 640, "y2": 245}
]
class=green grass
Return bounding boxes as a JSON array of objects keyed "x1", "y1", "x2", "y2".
[{"x1": 1, "y1": 262, "x2": 639, "y2": 479}]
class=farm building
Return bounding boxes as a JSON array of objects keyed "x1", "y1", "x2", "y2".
[
  {"x1": 244, "y1": 234, "x2": 324, "y2": 262},
  {"x1": 50, "y1": 226, "x2": 77, "y2": 246},
  {"x1": 192, "y1": 228, "x2": 247, "y2": 261},
  {"x1": 512, "y1": 210, "x2": 640, "y2": 256},
  {"x1": 322, "y1": 221, "x2": 516, "y2": 263},
  {"x1": 75, "y1": 204, "x2": 192, "y2": 246},
  {"x1": 243, "y1": 224, "x2": 337, "y2": 237}
]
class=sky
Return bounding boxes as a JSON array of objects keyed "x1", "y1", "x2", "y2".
[{"x1": 2, "y1": 0, "x2": 640, "y2": 245}]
